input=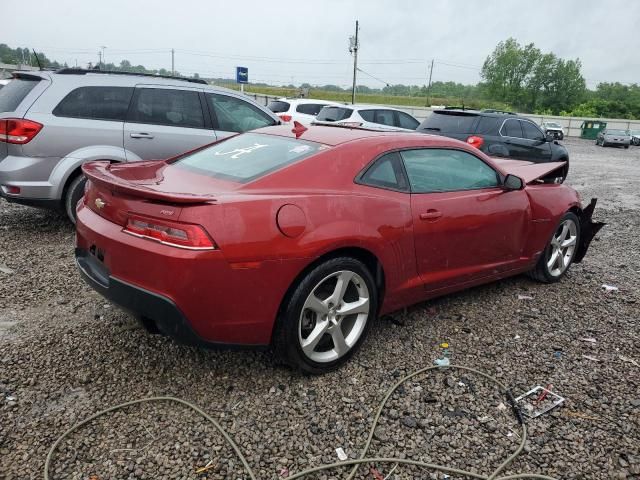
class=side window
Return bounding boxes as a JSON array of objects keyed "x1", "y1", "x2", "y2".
[
  {"x1": 374, "y1": 110, "x2": 395, "y2": 127},
  {"x1": 53, "y1": 87, "x2": 133, "y2": 121},
  {"x1": 295, "y1": 103, "x2": 326, "y2": 116},
  {"x1": 397, "y1": 112, "x2": 419, "y2": 129},
  {"x1": 521, "y1": 120, "x2": 544, "y2": 141},
  {"x1": 475, "y1": 116, "x2": 501, "y2": 135},
  {"x1": 501, "y1": 119, "x2": 523, "y2": 138},
  {"x1": 207, "y1": 93, "x2": 276, "y2": 133},
  {"x1": 359, "y1": 152, "x2": 408, "y2": 192},
  {"x1": 401, "y1": 149, "x2": 499, "y2": 193},
  {"x1": 127, "y1": 88, "x2": 204, "y2": 128},
  {"x1": 359, "y1": 110, "x2": 375, "y2": 122}
]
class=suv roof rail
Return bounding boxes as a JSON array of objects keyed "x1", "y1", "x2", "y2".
[
  {"x1": 480, "y1": 109, "x2": 517, "y2": 115},
  {"x1": 54, "y1": 68, "x2": 208, "y2": 85}
]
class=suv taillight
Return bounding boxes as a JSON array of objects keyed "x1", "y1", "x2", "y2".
[
  {"x1": 123, "y1": 215, "x2": 215, "y2": 250},
  {"x1": 0, "y1": 118, "x2": 43, "y2": 144},
  {"x1": 279, "y1": 114, "x2": 292, "y2": 122},
  {"x1": 466, "y1": 135, "x2": 484, "y2": 149}
]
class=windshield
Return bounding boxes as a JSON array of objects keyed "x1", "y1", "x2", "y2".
[
  {"x1": 546, "y1": 122, "x2": 562, "y2": 128},
  {"x1": 606, "y1": 129, "x2": 628, "y2": 135},
  {"x1": 172, "y1": 133, "x2": 322, "y2": 183}
]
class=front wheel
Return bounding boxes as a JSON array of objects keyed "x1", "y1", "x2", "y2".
[
  {"x1": 274, "y1": 257, "x2": 378, "y2": 374},
  {"x1": 528, "y1": 212, "x2": 580, "y2": 283},
  {"x1": 633, "y1": 138, "x2": 640, "y2": 146}
]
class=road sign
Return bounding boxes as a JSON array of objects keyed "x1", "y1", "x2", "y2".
[{"x1": 236, "y1": 66, "x2": 248, "y2": 84}]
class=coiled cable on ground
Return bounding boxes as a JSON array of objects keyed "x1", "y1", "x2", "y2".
[{"x1": 44, "y1": 365, "x2": 559, "y2": 480}]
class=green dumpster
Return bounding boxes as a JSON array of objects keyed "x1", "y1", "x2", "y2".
[{"x1": 580, "y1": 120, "x2": 607, "y2": 140}]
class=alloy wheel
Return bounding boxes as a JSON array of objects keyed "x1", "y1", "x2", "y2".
[
  {"x1": 547, "y1": 219, "x2": 578, "y2": 277},
  {"x1": 298, "y1": 270, "x2": 370, "y2": 363}
]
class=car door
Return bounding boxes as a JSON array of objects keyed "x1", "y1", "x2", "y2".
[
  {"x1": 204, "y1": 92, "x2": 277, "y2": 139},
  {"x1": 520, "y1": 120, "x2": 552, "y2": 162},
  {"x1": 401, "y1": 148, "x2": 530, "y2": 291},
  {"x1": 123, "y1": 85, "x2": 216, "y2": 161},
  {"x1": 498, "y1": 118, "x2": 530, "y2": 160}
]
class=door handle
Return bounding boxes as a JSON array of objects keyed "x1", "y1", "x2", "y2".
[
  {"x1": 420, "y1": 209, "x2": 442, "y2": 220},
  {"x1": 130, "y1": 133, "x2": 154, "y2": 139}
]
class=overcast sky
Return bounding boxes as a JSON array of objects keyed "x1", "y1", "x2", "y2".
[{"x1": 3, "y1": 0, "x2": 639, "y2": 89}]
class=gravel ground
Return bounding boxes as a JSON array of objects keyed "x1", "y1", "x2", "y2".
[{"x1": 1, "y1": 138, "x2": 639, "y2": 480}]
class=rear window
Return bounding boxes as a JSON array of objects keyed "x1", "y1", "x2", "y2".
[
  {"x1": 606, "y1": 129, "x2": 627, "y2": 135},
  {"x1": 0, "y1": 78, "x2": 40, "y2": 113},
  {"x1": 316, "y1": 106, "x2": 353, "y2": 122},
  {"x1": 173, "y1": 133, "x2": 322, "y2": 183},
  {"x1": 419, "y1": 112, "x2": 477, "y2": 133},
  {"x1": 296, "y1": 103, "x2": 327, "y2": 116},
  {"x1": 267, "y1": 101, "x2": 290, "y2": 113},
  {"x1": 53, "y1": 86, "x2": 134, "y2": 121}
]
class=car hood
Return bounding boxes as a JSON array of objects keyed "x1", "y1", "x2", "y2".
[{"x1": 491, "y1": 159, "x2": 567, "y2": 184}]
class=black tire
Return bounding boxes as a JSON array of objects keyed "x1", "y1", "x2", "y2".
[
  {"x1": 633, "y1": 138, "x2": 640, "y2": 146},
  {"x1": 273, "y1": 257, "x2": 378, "y2": 374},
  {"x1": 64, "y1": 174, "x2": 86, "y2": 224},
  {"x1": 528, "y1": 212, "x2": 580, "y2": 284}
]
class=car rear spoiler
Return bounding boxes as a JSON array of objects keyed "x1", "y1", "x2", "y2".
[{"x1": 82, "y1": 161, "x2": 216, "y2": 204}]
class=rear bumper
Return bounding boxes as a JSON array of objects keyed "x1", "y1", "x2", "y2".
[
  {"x1": 0, "y1": 155, "x2": 61, "y2": 201},
  {"x1": 76, "y1": 248, "x2": 212, "y2": 346}
]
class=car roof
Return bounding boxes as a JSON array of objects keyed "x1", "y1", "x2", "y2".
[
  {"x1": 432, "y1": 108, "x2": 520, "y2": 118},
  {"x1": 277, "y1": 97, "x2": 342, "y2": 105},
  {"x1": 251, "y1": 124, "x2": 423, "y2": 146}
]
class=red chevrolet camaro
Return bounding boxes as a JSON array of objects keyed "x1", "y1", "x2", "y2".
[{"x1": 75, "y1": 124, "x2": 602, "y2": 373}]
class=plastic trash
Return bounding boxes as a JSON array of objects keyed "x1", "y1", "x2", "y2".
[
  {"x1": 517, "y1": 294, "x2": 533, "y2": 300},
  {"x1": 553, "y1": 351, "x2": 562, "y2": 359},
  {"x1": 335, "y1": 447, "x2": 348, "y2": 461},
  {"x1": 579, "y1": 337, "x2": 597, "y2": 343},
  {"x1": 602, "y1": 284, "x2": 619, "y2": 292},
  {"x1": 434, "y1": 357, "x2": 450, "y2": 367},
  {"x1": 582, "y1": 355, "x2": 599, "y2": 362}
]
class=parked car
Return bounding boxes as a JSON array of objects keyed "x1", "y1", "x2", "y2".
[
  {"x1": 267, "y1": 98, "x2": 341, "y2": 125},
  {"x1": 595, "y1": 128, "x2": 631, "y2": 148},
  {"x1": 314, "y1": 104, "x2": 420, "y2": 131},
  {"x1": 417, "y1": 109, "x2": 570, "y2": 180},
  {"x1": 0, "y1": 69, "x2": 279, "y2": 222},
  {"x1": 628, "y1": 129, "x2": 640, "y2": 146},
  {"x1": 75, "y1": 124, "x2": 602, "y2": 373},
  {"x1": 541, "y1": 121, "x2": 565, "y2": 140}
]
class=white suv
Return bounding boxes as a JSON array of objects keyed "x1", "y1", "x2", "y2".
[
  {"x1": 315, "y1": 104, "x2": 420, "y2": 131},
  {"x1": 267, "y1": 98, "x2": 342, "y2": 125}
]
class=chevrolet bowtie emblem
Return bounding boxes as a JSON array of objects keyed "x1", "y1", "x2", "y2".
[{"x1": 94, "y1": 198, "x2": 106, "y2": 209}]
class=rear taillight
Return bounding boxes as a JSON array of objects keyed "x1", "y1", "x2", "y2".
[
  {"x1": 466, "y1": 135, "x2": 484, "y2": 149},
  {"x1": 0, "y1": 118, "x2": 43, "y2": 144},
  {"x1": 278, "y1": 114, "x2": 292, "y2": 122},
  {"x1": 123, "y1": 215, "x2": 215, "y2": 250}
]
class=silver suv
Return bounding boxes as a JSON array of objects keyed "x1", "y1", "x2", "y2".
[{"x1": 0, "y1": 69, "x2": 279, "y2": 221}]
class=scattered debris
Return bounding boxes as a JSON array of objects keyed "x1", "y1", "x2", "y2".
[
  {"x1": 497, "y1": 402, "x2": 507, "y2": 411},
  {"x1": 335, "y1": 447, "x2": 348, "y2": 461},
  {"x1": 517, "y1": 294, "x2": 533, "y2": 300},
  {"x1": 515, "y1": 386, "x2": 565, "y2": 418},
  {"x1": 440, "y1": 342, "x2": 449, "y2": 348},
  {"x1": 0, "y1": 265, "x2": 14, "y2": 275},
  {"x1": 370, "y1": 467, "x2": 385, "y2": 480},
  {"x1": 579, "y1": 337, "x2": 597, "y2": 343},
  {"x1": 565, "y1": 411, "x2": 600, "y2": 421},
  {"x1": 582, "y1": 355, "x2": 600, "y2": 362},
  {"x1": 553, "y1": 351, "x2": 563, "y2": 359},
  {"x1": 434, "y1": 357, "x2": 450, "y2": 367},
  {"x1": 619, "y1": 355, "x2": 639, "y2": 367},
  {"x1": 279, "y1": 467, "x2": 289, "y2": 477},
  {"x1": 195, "y1": 460, "x2": 216, "y2": 474},
  {"x1": 514, "y1": 334, "x2": 521, "y2": 340},
  {"x1": 602, "y1": 284, "x2": 619, "y2": 292}
]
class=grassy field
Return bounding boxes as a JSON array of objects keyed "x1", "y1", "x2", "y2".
[{"x1": 218, "y1": 83, "x2": 512, "y2": 110}]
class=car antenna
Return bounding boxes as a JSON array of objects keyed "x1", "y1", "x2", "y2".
[{"x1": 32, "y1": 49, "x2": 44, "y2": 70}]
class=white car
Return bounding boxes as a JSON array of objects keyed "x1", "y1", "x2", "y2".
[
  {"x1": 541, "y1": 121, "x2": 565, "y2": 140},
  {"x1": 314, "y1": 104, "x2": 420, "y2": 131},
  {"x1": 267, "y1": 98, "x2": 342, "y2": 125}
]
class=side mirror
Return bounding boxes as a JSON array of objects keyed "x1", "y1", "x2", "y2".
[{"x1": 503, "y1": 174, "x2": 524, "y2": 191}]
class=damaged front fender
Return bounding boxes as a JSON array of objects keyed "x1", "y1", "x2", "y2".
[{"x1": 574, "y1": 198, "x2": 605, "y2": 263}]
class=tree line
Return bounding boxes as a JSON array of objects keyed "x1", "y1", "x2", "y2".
[{"x1": 2, "y1": 41, "x2": 639, "y2": 119}]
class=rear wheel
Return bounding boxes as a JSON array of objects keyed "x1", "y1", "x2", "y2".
[
  {"x1": 633, "y1": 138, "x2": 640, "y2": 146},
  {"x1": 528, "y1": 212, "x2": 580, "y2": 283},
  {"x1": 274, "y1": 257, "x2": 378, "y2": 374},
  {"x1": 64, "y1": 174, "x2": 86, "y2": 224}
]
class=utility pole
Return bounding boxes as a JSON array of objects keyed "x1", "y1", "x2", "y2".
[
  {"x1": 98, "y1": 50, "x2": 102, "y2": 69},
  {"x1": 171, "y1": 48, "x2": 175, "y2": 76},
  {"x1": 99, "y1": 46, "x2": 106, "y2": 69},
  {"x1": 426, "y1": 58, "x2": 434, "y2": 106},
  {"x1": 349, "y1": 20, "x2": 359, "y2": 105}
]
